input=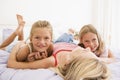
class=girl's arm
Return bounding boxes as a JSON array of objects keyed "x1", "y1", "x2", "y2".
[
  {"x1": 7, "y1": 43, "x2": 55, "y2": 69},
  {"x1": 98, "y1": 49, "x2": 115, "y2": 63},
  {"x1": 108, "y1": 49, "x2": 115, "y2": 58},
  {"x1": 15, "y1": 42, "x2": 29, "y2": 61}
]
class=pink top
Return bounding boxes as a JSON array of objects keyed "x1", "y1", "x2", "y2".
[{"x1": 52, "y1": 42, "x2": 78, "y2": 66}]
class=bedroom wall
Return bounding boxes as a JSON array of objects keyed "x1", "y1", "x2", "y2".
[
  {"x1": 0, "y1": 0, "x2": 96, "y2": 43},
  {"x1": 0, "y1": 0, "x2": 94, "y2": 28}
]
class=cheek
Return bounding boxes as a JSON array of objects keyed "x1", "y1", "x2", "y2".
[
  {"x1": 47, "y1": 42, "x2": 52, "y2": 47},
  {"x1": 82, "y1": 42, "x2": 88, "y2": 47},
  {"x1": 95, "y1": 41, "x2": 99, "y2": 47},
  {"x1": 31, "y1": 41, "x2": 37, "y2": 47},
  {"x1": 31, "y1": 39, "x2": 38, "y2": 46}
]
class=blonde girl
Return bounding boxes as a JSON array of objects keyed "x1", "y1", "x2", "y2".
[
  {"x1": 0, "y1": 14, "x2": 53, "y2": 62},
  {"x1": 16, "y1": 19, "x2": 53, "y2": 62},
  {"x1": 78, "y1": 24, "x2": 115, "y2": 63}
]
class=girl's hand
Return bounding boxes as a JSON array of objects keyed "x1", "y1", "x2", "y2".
[
  {"x1": 27, "y1": 53, "x2": 36, "y2": 62},
  {"x1": 27, "y1": 51, "x2": 48, "y2": 62}
]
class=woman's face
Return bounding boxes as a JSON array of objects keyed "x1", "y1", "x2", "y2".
[
  {"x1": 71, "y1": 47, "x2": 98, "y2": 59},
  {"x1": 81, "y1": 32, "x2": 99, "y2": 52}
]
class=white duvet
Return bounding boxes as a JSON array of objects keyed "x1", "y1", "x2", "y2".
[{"x1": 0, "y1": 50, "x2": 120, "y2": 80}]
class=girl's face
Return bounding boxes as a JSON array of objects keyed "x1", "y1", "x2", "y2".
[
  {"x1": 81, "y1": 32, "x2": 99, "y2": 52},
  {"x1": 31, "y1": 28, "x2": 52, "y2": 53}
]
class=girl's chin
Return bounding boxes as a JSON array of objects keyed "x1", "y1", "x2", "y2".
[{"x1": 37, "y1": 48, "x2": 46, "y2": 52}]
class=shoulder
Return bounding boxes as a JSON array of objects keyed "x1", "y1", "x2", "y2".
[{"x1": 17, "y1": 43, "x2": 30, "y2": 53}]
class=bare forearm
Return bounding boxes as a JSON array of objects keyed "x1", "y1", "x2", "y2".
[
  {"x1": 7, "y1": 59, "x2": 54, "y2": 69},
  {"x1": 7, "y1": 61, "x2": 30, "y2": 69},
  {"x1": 98, "y1": 57, "x2": 115, "y2": 64}
]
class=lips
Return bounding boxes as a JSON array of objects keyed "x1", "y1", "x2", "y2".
[{"x1": 37, "y1": 45, "x2": 46, "y2": 48}]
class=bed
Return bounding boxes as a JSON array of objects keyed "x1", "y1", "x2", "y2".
[
  {"x1": 0, "y1": 26, "x2": 120, "y2": 80},
  {"x1": 0, "y1": 50, "x2": 63, "y2": 80},
  {"x1": 0, "y1": 49, "x2": 120, "y2": 80}
]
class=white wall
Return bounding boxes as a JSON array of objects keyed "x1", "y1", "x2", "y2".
[
  {"x1": 0, "y1": 0, "x2": 97, "y2": 44},
  {"x1": 0, "y1": 0, "x2": 94, "y2": 31}
]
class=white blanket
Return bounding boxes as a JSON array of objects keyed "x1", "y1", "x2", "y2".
[{"x1": 0, "y1": 50, "x2": 120, "y2": 80}]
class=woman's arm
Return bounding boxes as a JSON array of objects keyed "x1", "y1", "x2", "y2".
[{"x1": 7, "y1": 43, "x2": 55, "y2": 69}]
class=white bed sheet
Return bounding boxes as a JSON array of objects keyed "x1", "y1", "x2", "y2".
[
  {"x1": 0, "y1": 50, "x2": 120, "y2": 80},
  {"x1": 0, "y1": 50, "x2": 63, "y2": 80}
]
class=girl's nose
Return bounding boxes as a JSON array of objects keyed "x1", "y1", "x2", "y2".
[
  {"x1": 38, "y1": 39, "x2": 45, "y2": 44},
  {"x1": 87, "y1": 42, "x2": 94, "y2": 48},
  {"x1": 89, "y1": 41, "x2": 94, "y2": 46}
]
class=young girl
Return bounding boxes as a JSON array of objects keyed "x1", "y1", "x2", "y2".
[
  {"x1": 0, "y1": 14, "x2": 53, "y2": 62},
  {"x1": 15, "y1": 16, "x2": 54, "y2": 62},
  {"x1": 78, "y1": 24, "x2": 115, "y2": 63}
]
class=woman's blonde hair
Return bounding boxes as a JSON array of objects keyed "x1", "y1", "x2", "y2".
[
  {"x1": 78, "y1": 24, "x2": 105, "y2": 56},
  {"x1": 56, "y1": 57, "x2": 110, "y2": 80}
]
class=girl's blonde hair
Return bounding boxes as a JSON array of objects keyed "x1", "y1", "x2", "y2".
[
  {"x1": 78, "y1": 24, "x2": 105, "y2": 56},
  {"x1": 57, "y1": 57, "x2": 110, "y2": 80},
  {"x1": 30, "y1": 20, "x2": 53, "y2": 40}
]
